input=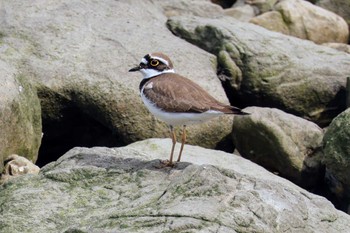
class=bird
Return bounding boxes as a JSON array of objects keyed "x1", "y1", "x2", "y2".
[{"x1": 129, "y1": 52, "x2": 248, "y2": 166}]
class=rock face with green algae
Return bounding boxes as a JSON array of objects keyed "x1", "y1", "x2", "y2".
[
  {"x1": 323, "y1": 108, "x2": 350, "y2": 212},
  {"x1": 1, "y1": 139, "x2": 350, "y2": 233},
  {"x1": 0, "y1": 60, "x2": 42, "y2": 171},
  {"x1": 166, "y1": 15, "x2": 350, "y2": 126}
]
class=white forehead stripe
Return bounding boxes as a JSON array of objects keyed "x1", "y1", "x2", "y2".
[
  {"x1": 141, "y1": 57, "x2": 148, "y2": 64},
  {"x1": 150, "y1": 56, "x2": 169, "y2": 66}
]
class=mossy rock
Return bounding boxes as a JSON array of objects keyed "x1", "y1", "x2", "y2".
[
  {"x1": 323, "y1": 109, "x2": 350, "y2": 194},
  {"x1": 0, "y1": 61, "x2": 42, "y2": 171}
]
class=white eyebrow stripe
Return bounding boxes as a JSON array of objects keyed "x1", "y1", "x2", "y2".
[{"x1": 150, "y1": 56, "x2": 169, "y2": 66}]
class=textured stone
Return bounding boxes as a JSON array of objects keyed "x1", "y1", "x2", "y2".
[
  {"x1": 167, "y1": 15, "x2": 350, "y2": 125},
  {"x1": 274, "y1": 0, "x2": 349, "y2": 44},
  {"x1": 232, "y1": 107, "x2": 324, "y2": 188},
  {"x1": 224, "y1": 5, "x2": 256, "y2": 22},
  {"x1": 0, "y1": 154, "x2": 40, "y2": 184},
  {"x1": 0, "y1": 0, "x2": 235, "y2": 161},
  {"x1": 1, "y1": 140, "x2": 349, "y2": 232},
  {"x1": 316, "y1": 0, "x2": 350, "y2": 31},
  {"x1": 249, "y1": 11, "x2": 290, "y2": 34},
  {"x1": 0, "y1": 60, "x2": 42, "y2": 171},
  {"x1": 250, "y1": 0, "x2": 349, "y2": 44},
  {"x1": 323, "y1": 43, "x2": 350, "y2": 54},
  {"x1": 323, "y1": 109, "x2": 350, "y2": 213}
]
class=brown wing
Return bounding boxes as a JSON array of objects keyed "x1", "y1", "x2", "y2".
[{"x1": 143, "y1": 73, "x2": 239, "y2": 113}]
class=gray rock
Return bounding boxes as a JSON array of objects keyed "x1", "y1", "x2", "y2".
[
  {"x1": 0, "y1": 60, "x2": 42, "y2": 171},
  {"x1": 232, "y1": 107, "x2": 324, "y2": 188},
  {"x1": 167, "y1": 15, "x2": 350, "y2": 125},
  {"x1": 156, "y1": 0, "x2": 224, "y2": 18},
  {"x1": 224, "y1": 5, "x2": 256, "y2": 22},
  {"x1": 323, "y1": 109, "x2": 350, "y2": 213},
  {"x1": 0, "y1": 154, "x2": 40, "y2": 185},
  {"x1": 323, "y1": 43, "x2": 350, "y2": 54},
  {"x1": 0, "y1": 0, "x2": 234, "y2": 152},
  {"x1": 245, "y1": 0, "x2": 278, "y2": 14},
  {"x1": 1, "y1": 140, "x2": 349, "y2": 232}
]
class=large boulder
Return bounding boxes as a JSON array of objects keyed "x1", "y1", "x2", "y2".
[
  {"x1": 167, "y1": 15, "x2": 350, "y2": 126},
  {"x1": 0, "y1": 0, "x2": 235, "y2": 164},
  {"x1": 232, "y1": 107, "x2": 324, "y2": 189},
  {"x1": 250, "y1": 0, "x2": 349, "y2": 44},
  {"x1": 316, "y1": 0, "x2": 350, "y2": 34},
  {"x1": 323, "y1": 109, "x2": 350, "y2": 213},
  {"x1": 1, "y1": 140, "x2": 349, "y2": 232},
  {"x1": 0, "y1": 60, "x2": 42, "y2": 171}
]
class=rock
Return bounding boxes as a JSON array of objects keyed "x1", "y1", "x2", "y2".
[
  {"x1": 323, "y1": 42, "x2": 350, "y2": 54},
  {"x1": 251, "y1": 0, "x2": 349, "y2": 44},
  {"x1": 232, "y1": 107, "x2": 324, "y2": 188},
  {"x1": 0, "y1": 0, "x2": 235, "y2": 163},
  {"x1": 0, "y1": 154, "x2": 40, "y2": 185},
  {"x1": 167, "y1": 15, "x2": 350, "y2": 126},
  {"x1": 1, "y1": 140, "x2": 350, "y2": 232},
  {"x1": 245, "y1": 0, "x2": 278, "y2": 13},
  {"x1": 0, "y1": 60, "x2": 42, "y2": 171},
  {"x1": 224, "y1": 5, "x2": 256, "y2": 22},
  {"x1": 316, "y1": 0, "x2": 350, "y2": 33},
  {"x1": 249, "y1": 11, "x2": 290, "y2": 34},
  {"x1": 323, "y1": 109, "x2": 350, "y2": 213},
  {"x1": 157, "y1": 0, "x2": 224, "y2": 17}
]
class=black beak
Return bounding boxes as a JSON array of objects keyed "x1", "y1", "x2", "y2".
[{"x1": 129, "y1": 65, "x2": 141, "y2": 72}]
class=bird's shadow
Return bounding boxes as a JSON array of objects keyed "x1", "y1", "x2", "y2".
[{"x1": 43, "y1": 152, "x2": 193, "y2": 175}]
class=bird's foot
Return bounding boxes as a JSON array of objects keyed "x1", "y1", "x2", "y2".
[{"x1": 155, "y1": 160, "x2": 175, "y2": 168}]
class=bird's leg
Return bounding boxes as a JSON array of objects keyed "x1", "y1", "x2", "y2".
[
  {"x1": 177, "y1": 125, "x2": 186, "y2": 162},
  {"x1": 165, "y1": 125, "x2": 176, "y2": 166}
]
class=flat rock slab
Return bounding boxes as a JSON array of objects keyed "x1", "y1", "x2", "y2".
[{"x1": 1, "y1": 139, "x2": 349, "y2": 233}]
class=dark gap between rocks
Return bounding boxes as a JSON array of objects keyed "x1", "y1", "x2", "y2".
[
  {"x1": 217, "y1": 64, "x2": 247, "y2": 109},
  {"x1": 36, "y1": 91, "x2": 124, "y2": 167},
  {"x1": 210, "y1": 0, "x2": 235, "y2": 9}
]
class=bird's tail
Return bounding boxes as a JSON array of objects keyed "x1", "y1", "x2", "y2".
[{"x1": 223, "y1": 106, "x2": 250, "y2": 115}]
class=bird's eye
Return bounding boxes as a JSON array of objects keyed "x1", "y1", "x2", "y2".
[{"x1": 150, "y1": 59, "x2": 159, "y2": 67}]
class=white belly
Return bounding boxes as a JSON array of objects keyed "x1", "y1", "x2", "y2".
[{"x1": 141, "y1": 93, "x2": 223, "y2": 126}]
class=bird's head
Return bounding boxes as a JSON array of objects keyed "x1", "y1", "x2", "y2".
[{"x1": 129, "y1": 53, "x2": 175, "y2": 79}]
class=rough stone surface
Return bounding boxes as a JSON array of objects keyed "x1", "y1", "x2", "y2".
[
  {"x1": 0, "y1": 154, "x2": 40, "y2": 185},
  {"x1": 323, "y1": 109, "x2": 350, "y2": 213},
  {"x1": 158, "y1": 0, "x2": 224, "y2": 18},
  {"x1": 232, "y1": 107, "x2": 324, "y2": 188},
  {"x1": 316, "y1": 0, "x2": 350, "y2": 32},
  {"x1": 1, "y1": 140, "x2": 349, "y2": 233},
  {"x1": 249, "y1": 11, "x2": 290, "y2": 35},
  {"x1": 0, "y1": 60, "x2": 42, "y2": 171},
  {"x1": 167, "y1": 15, "x2": 350, "y2": 126},
  {"x1": 323, "y1": 43, "x2": 350, "y2": 54},
  {"x1": 244, "y1": 0, "x2": 278, "y2": 13},
  {"x1": 0, "y1": 0, "x2": 235, "y2": 157},
  {"x1": 276, "y1": 0, "x2": 349, "y2": 44},
  {"x1": 250, "y1": 0, "x2": 349, "y2": 44},
  {"x1": 224, "y1": 5, "x2": 256, "y2": 22}
]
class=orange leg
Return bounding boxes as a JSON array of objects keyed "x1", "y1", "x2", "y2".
[{"x1": 177, "y1": 125, "x2": 186, "y2": 162}]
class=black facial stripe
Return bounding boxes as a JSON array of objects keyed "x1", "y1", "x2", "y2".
[{"x1": 144, "y1": 54, "x2": 151, "y2": 62}]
